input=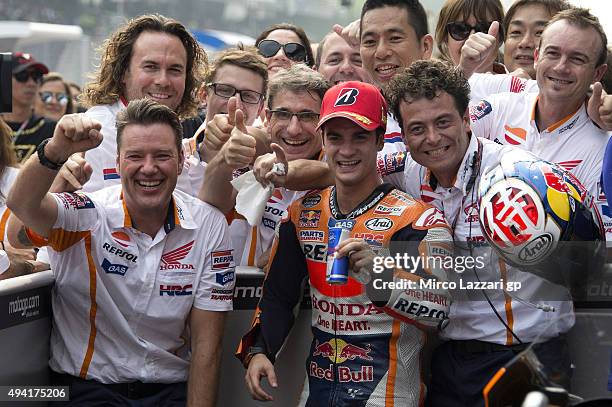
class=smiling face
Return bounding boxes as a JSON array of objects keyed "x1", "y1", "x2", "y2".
[
  {"x1": 535, "y1": 19, "x2": 607, "y2": 109},
  {"x1": 504, "y1": 4, "x2": 551, "y2": 78},
  {"x1": 317, "y1": 33, "x2": 370, "y2": 84},
  {"x1": 122, "y1": 31, "x2": 187, "y2": 110},
  {"x1": 266, "y1": 89, "x2": 322, "y2": 162},
  {"x1": 360, "y1": 6, "x2": 433, "y2": 87},
  {"x1": 262, "y1": 29, "x2": 305, "y2": 77},
  {"x1": 204, "y1": 63, "x2": 265, "y2": 126},
  {"x1": 446, "y1": 15, "x2": 498, "y2": 70},
  {"x1": 400, "y1": 92, "x2": 470, "y2": 187},
  {"x1": 323, "y1": 118, "x2": 382, "y2": 189},
  {"x1": 117, "y1": 122, "x2": 184, "y2": 218},
  {"x1": 34, "y1": 79, "x2": 68, "y2": 121}
]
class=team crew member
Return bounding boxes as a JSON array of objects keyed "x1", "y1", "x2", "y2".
[
  {"x1": 468, "y1": 8, "x2": 612, "y2": 240},
  {"x1": 80, "y1": 13, "x2": 207, "y2": 193},
  {"x1": 315, "y1": 31, "x2": 370, "y2": 84},
  {"x1": 202, "y1": 65, "x2": 328, "y2": 268},
  {"x1": 379, "y1": 60, "x2": 585, "y2": 406},
  {"x1": 183, "y1": 45, "x2": 269, "y2": 194},
  {"x1": 1, "y1": 52, "x2": 56, "y2": 162},
  {"x1": 334, "y1": 0, "x2": 434, "y2": 152},
  {"x1": 502, "y1": 0, "x2": 572, "y2": 79},
  {"x1": 237, "y1": 82, "x2": 452, "y2": 406},
  {"x1": 7, "y1": 99, "x2": 234, "y2": 406}
]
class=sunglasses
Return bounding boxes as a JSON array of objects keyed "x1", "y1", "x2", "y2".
[
  {"x1": 14, "y1": 70, "x2": 44, "y2": 85},
  {"x1": 39, "y1": 91, "x2": 69, "y2": 106},
  {"x1": 257, "y1": 39, "x2": 308, "y2": 63},
  {"x1": 207, "y1": 83, "x2": 264, "y2": 104},
  {"x1": 446, "y1": 21, "x2": 497, "y2": 41}
]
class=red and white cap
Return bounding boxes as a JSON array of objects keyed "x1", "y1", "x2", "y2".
[
  {"x1": 317, "y1": 81, "x2": 387, "y2": 132},
  {"x1": 12, "y1": 52, "x2": 49, "y2": 75}
]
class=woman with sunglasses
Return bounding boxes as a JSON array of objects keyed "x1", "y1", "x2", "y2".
[
  {"x1": 255, "y1": 23, "x2": 314, "y2": 78},
  {"x1": 34, "y1": 72, "x2": 74, "y2": 122},
  {"x1": 435, "y1": 0, "x2": 505, "y2": 74}
]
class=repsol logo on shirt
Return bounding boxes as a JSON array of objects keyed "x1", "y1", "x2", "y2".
[
  {"x1": 102, "y1": 242, "x2": 138, "y2": 263},
  {"x1": 265, "y1": 206, "x2": 285, "y2": 217}
]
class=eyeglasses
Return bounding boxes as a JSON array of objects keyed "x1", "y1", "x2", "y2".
[
  {"x1": 257, "y1": 39, "x2": 308, "y2": 63},
  {"x1": 39, "y1": 91, "x2": 69, "y2": 105},
  {"x1": 207, "y1": 83, "x2": 264, "y2": 105},
  {"x1": 14, "y1": 70, "x2": 44, "y2": 85},
  {"x1": 446, "y1": 21, "x2": 496, "y2": 41},
  {"x1": 270, "y1": 109, "x2": 319, "y2": 124}
]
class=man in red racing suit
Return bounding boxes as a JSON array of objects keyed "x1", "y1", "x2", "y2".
[{"x1": 237, "y1": 81, "x2": 453, "y2": 407}]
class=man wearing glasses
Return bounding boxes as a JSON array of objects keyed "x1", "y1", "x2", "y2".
[
  {"x1": 1, "y1": 52, "x2": 56, "y2": 162},
  {"x1": 192, "y1": 45, "x2": 268, "y2": 165},
  {"x1": 201, "y1": 64, "x2": 328, "y2": 268}
]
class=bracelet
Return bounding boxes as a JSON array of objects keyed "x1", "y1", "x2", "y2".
[
  {"x1": 243, "y1": 346, "x2": 266, "y2": 368},
  {"x1": 36, "y1": 139, "x2": 67, "y2": 171}
]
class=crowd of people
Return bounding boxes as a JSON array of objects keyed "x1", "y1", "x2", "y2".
[{"x1": 1, "y1": 0, "x2": 612, "y2": 405}]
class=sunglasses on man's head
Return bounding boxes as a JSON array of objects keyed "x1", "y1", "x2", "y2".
[
  {"x1": 14, "y1": 70, "x2": 44, "y2": 85},
  {"x1": 257, "y1": 39, "x2": 308, "y2": 63},
  {"x1": 39, "y1": 91, "x2": 69, "y2": 106},
  {"x1": 446, "y1": 21, "x2": 496, "y2": 41}
]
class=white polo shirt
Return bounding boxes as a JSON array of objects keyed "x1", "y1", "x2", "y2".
[
  {"x1": 29, "y1": 185, "x2": 234, "y2": 383},
  {"x1": 468, "y1": 73, "x2": 538, "y2": 103},
  {"x1": 230, "y1": 187, "x2": 305, "y2": 266},
  {"x1": 469, "y1": 91, "x2": 611, "y2": 240},
  {"x1": 379, "y1": 137, "x2": 574, "y2": 344},
  {"x1": 0, "y1": 167, "x2": 20, "y2": 242}
]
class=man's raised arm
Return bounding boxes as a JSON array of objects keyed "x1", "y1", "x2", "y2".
[{"x1": 7, "y1": 114, "x2": 102, "y2": 237}]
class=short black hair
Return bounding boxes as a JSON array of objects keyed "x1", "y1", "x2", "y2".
[{"x1": 360, "y1": 0, "x2": 429, "y2": 40}]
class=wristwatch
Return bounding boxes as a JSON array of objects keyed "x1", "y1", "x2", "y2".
[
  {"x1": 37, "y1": 138, "x2": 67, "y2": 171},
  {"x1": 243, "y1": 346, "x2": 267, "y2": 368}
]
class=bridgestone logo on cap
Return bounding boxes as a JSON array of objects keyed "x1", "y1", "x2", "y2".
[{"x1": 335, "y1": 88, "x2": 359, "y2": 106}]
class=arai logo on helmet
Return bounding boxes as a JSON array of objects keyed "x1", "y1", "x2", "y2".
[{"x1": 518, "y1": 234, "x2": 553, "y2": 264}]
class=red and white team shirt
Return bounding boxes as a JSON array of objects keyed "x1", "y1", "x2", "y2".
[
  {"x1": 469, "y1": 91, "x2": 612, "y2": 240},
  {"x1": 468, "y1": 73, "x2": 538, "y2": 103},
  {"x1": 378, "y1": 136, "x2": 574, "y2": 344},
  {"x1": 381, "y1": 113, "x2": 406, "y2": 154},
  {"x1": 28, "y1": 185, "x2": 234, "y2": 383},
  {"x1": 0, "y1": 167, "x2": 19, "y2": 242}
]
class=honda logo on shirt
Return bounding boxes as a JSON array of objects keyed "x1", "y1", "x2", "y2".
[{"x1": 160, "y1": 241, "x2": 195, "y2": 270}]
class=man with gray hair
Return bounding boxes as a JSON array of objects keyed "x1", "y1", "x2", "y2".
[{"x1": 201, "y1": 64, "x2": 329, "y2": 268}]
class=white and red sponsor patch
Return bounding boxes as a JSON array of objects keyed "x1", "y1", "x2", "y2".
[
  {"x1": 211, "y1": 249, "x2": 234, "y2": 270},
  {"x1": 373, "y1": 204, "x2": 408, "y2": 216},
  {"x1": 414, "y1": 207, "x2": 447, "y2": 229},
  {"x1": 419, "y1": 184, "x2": 440, "y2": 203},
  {"x1": 503, "y1": 125, "x2": 527, "y2": 146},
  {"x1": 556, "y1": 160, "x2": 582, "y2": 172}
]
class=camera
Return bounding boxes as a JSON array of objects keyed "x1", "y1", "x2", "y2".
[{"x1": 0, "y1": 52, "x2": 13, "y2": 113}]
